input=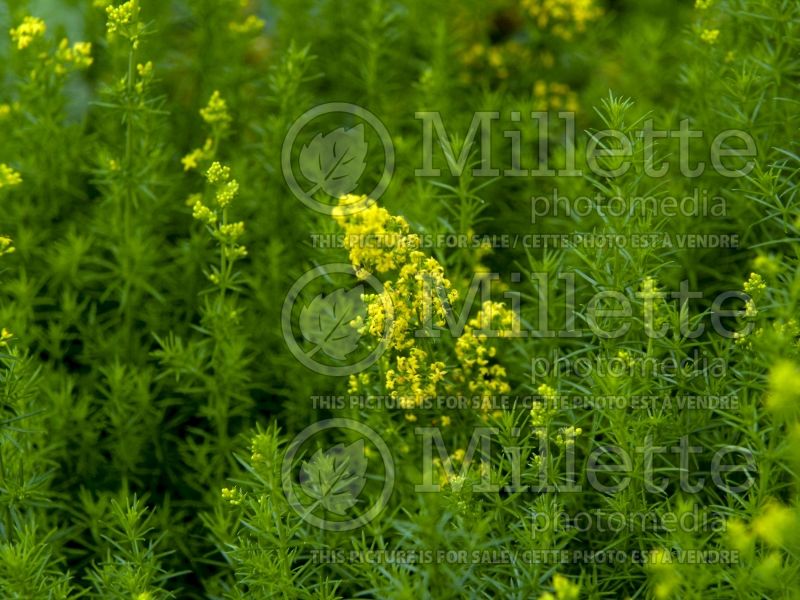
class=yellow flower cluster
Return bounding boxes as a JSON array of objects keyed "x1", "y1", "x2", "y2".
[
  {"x1": 9, "y1": 16, "x2": 92, "y2": 77},
  {"x1": 229, "y1": 15, "x2": 266, "y2": 35},
  {"x1": 700, "y1": 28, "x2": 720, "y2": 44},
  {"x1": 206, "y1": 162, "x2": 230, "y2": 184},
  {"x1": 10, "y1": 16, "x2": 46, "y2": 50},
  {"x1": 695, "y1": 0, "x2": 714, "y2": 8},
  {"x1": 530, "y1": 383, "x2": 558, "y2": 427},
  {"x1": 0, "y1": 236, "x2": 15, "y2": 257},
  {"x1": 333, "y1": 196, "x2": 457, "y2": 408},
  {"x1": 192, "y1": 162, "x2": 247, "y2": 262},
  {"x1": 0, "y1": 164, "x2": 22, "y2": 188},
  {"x1": 193, "y1": 163, "x2": 239, "y2": 216},
  {"x1": 727, "y1": 501, "x2": 798, "y2": 555},
  {"x1": 182, "y1": 138, "x2": 214, "y2": 172},
  {"x1": 106, "y1": 1, "x2": 140, "y2": 37},
  {"x1": 55, "y1": 39, "x2": 94, "y2": 74},
  {"x1": 766, "y1": 360, "x2": 800, "y2": 416},
  {"x1": 647, "y1": 548, "x2": 680, "y2": 599},
  {"x1": 135, "y1": 61, "x2": 153, "y2": 94},
  {"x1": 639, "y1": 276, "x2": 660, "y2": 299},
  {"x1": 744, "y1": 272, "x2": 766, "y2": 295},
  {"x1": 386, "y1": 348, "x2": 446, "y2": 408},
  {"x1": 522, "y1": 0, "x2": 602, "y2": 40},
  {"x1": 221, "y1": 486, "x2": 245, "y2": 506},
  {"x1": 0, "y1": 328, "x2": 12, "y2": 348},
  {"x1": 333, "y1": 197, "x2": 517, "y2": 415},
  {"x1": 183, "y1": 91, "x2": 233, "y2": 171},
  {"x1": 347, "y1": 371, "x2": 372, "y2": 395},
  {"x1": 453, "y1": 301, "x2": 515, "y2": 405},
  {"x1": 539, "y1": 573, "x2": 580, "y2": 600},
  {"x1": 752, "y1": 502, "x2": 797, "y2": 547},
  {"x1": 333, "y1": 195, "x2": 421, "y2": 277},
  {"x1": 556, "y1": 425, "x2": 582, "y2": 447},
  {"x1": 534, "y1": 80, "x2": 579, "y2": 112},
  {"x1": 220, "y1": 222, "x2": 245, "y2": 240},
  {"x1": 200, "y1": 90, "x2": 232, "y2": 129},
  {"x1": 368, "y1": 251, "x2": 458, "y2": 351}
]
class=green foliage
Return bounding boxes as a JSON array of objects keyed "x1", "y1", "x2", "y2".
[{"x1": 0, "y1": 0, "x2": 798, "y2": 598}]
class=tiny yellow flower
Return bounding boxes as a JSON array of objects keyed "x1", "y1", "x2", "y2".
[
  {"x1": 182, "y1": 138, "x2": 214, "y2": 171},
  {"x1": 10, "y1": 16, "x2": 46, "y2": 50},
  {"x1": 753, "y1": 501, "x2": 797, "y2": 547},
  {"x1": 725, "y1": 518, "x2": 754, "y2": 555},
  {"x1": 744, "y1": 272, "x2": 766, "y2": 295},
  {"x1": 229, "y1": 15, "x2": 266, "y2": 35},
  {"x1": 552, "y1": 574, "x2": 580, "y2": 600},
  {"x1": 700, "y1": 28, "x2": 720, "y2": 44},
  {"x1": 556, "y1": 426, "x2": 582, "y2": 447},
  {"x1": 215, "y1": 180, "x2": 239, "y2": 208},
  {"x1": 137, "y1": 61, "x2": 153, "y2": 77},
  {"x1": 192, "y1": 200, "x2": 216, "y2": 226},
  {"x1": 220, "y1": 221, "x2": 245, "y2": 240},
  {"x1": 56, "y1": 39, "x2": 94, "y2": 72},
  {"x1": 223, "y1": 245, "x2": 247, "y2": 260},
  {"x1": 0, "y1": 236, "x2": 14, "y2": 257},
  {"x1": 135, "y1": 61, "x2": 153, "y2": 93},
  {"x1": 537, "y1": 383, "x2": 557, "y2": 399},
  {"x1": 0, "y1": 328, "x2": 13, "y2": 347},
  {"x1": 765, "y1": 360, "x2": 800, "y2": 415},
  {"x1": 200, "y1": 90, "x2": 232, "y2": 128},
  {"x1": 206, "y1": 161, "x2": 231, "y2": 184},
  {"x1": 106, "y1": 1, "x2": 140, "y2": 37},
  {"x1": 0, "y1": 164, "x2": 22, "y2": 188},
  {"x1": 221, "y1": 486, "x2": 244, "y2": 505}
]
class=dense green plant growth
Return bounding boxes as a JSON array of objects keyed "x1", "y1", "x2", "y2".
[{"x1": 0, "y1": 0, "x2": 799, "y2": 598}]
